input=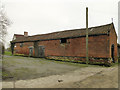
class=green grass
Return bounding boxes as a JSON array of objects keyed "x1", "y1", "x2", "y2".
[
  {"x1": 4, "y1": 51, "x2": 12, "y2": 56},
  {"x1": 2, "y1": 71, "x2": 10, "y2": 77},
  {"x1": 14, "y1": 54, "x2": 25, "y2": 56}
]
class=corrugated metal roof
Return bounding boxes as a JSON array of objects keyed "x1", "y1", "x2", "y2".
[{"x1": 11, "y1": 23, "x2": 113, "y2": 43}]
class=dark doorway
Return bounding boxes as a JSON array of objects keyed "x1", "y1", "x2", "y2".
[
  {"x1": 29, "y1": 47, "x2": 33, "y2": 56},
  {"x1": 38, "y1": 46, "x2": 45, "y2": 57},
  {"x1": 111, "y1": 44, "x2": 115, "y2": 63}
]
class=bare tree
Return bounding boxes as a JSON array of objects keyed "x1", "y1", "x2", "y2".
[
  {"x1": 0, "y1": 2, "x2": 11, "y2": 57},
  {"x1": 0, "y1": 4, "x2": 10, "y2": 42}
]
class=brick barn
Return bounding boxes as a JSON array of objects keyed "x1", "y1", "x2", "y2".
[{"x1": 11, "y1": 23, "x2": 118, "y2": 65}]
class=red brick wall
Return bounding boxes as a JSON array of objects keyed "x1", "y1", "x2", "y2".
[
  {"x1": 38, "y1": 35, "x2": 110, "y2": 58},
  {"x1": 109, "y1": 24, "x2": 118, "y2": 61},
  {"x1": 14, "y1": 34, "x2": 113, "y2": 59},
  {"x1": 14, "y1": 42, "x2": 34, "y2": 56}
]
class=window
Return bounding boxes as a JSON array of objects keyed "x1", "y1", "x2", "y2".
[
  {"x1": 20, "y1": 43, "x2": 23, "y2": 47},
  {"x1": 60, "y1": 38, "x2": 67, "y2": 43}
]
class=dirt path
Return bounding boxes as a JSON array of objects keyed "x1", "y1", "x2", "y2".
[{"x1": 2, "y1": 66, "x2": 118, "y2": 88}]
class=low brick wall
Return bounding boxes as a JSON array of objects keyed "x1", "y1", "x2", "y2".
[{"x1": 46, "y1": 56, "x2": 113, "y2": 66}]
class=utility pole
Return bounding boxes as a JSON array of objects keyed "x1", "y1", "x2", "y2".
[{"x1": 86, "y1": 7, "x2": 89, "y2": 64}]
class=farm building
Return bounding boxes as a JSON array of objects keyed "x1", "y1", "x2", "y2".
[{"x1": 11, "y1": 23, "x2": 118, "y2": 65}]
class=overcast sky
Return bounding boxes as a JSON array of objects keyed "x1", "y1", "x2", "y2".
[{"x1": 2, "y1": 0, "x2": 119, "y2": 48}]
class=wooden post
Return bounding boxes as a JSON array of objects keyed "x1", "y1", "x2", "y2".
[
  {"x1": 86, "y1": 7, "x2": 89, "y2": 64},
  {"x1": 34, "y1": 41, "x2": 38, "y2": 57},
  {"x1": 11, "y1": 42, "x2": 15, "y2": 55}
]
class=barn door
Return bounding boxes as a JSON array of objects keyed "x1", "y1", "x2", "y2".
[
  {"x1": 29, "y1": 47, "x2": 33, "y2": 56},
  {"x1": 38, "y1": 46, "x2": 45, "y2": 57}
]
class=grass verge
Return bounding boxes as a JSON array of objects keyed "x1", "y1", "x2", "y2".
[{"x1": 4, "y1": 51, "x2": 12, "y2": 56}]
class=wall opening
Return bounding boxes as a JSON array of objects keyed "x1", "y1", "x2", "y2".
[
  {"x1": 111, "y1": 44, "x2": 115, "y2": 63},
  {"x1": 20, "y1": 43, "x2": 23, "y2": 47},
  {"x1": 60, "y1": 38, "x2": 67, "y2": 43}
]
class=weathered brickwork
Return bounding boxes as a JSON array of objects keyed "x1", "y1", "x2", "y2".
[
  {"x1": 14, "y1": 42, "x2": 34, "y2": 56},
  {"x1": 46, "y1": 56, "x2": 112, "y2": 65},
  {"x1": 38, "y1": 35, "x2": 109, "y2": 58},
  {"x1": 109, "y1": 24, "x2": 118, "y2": 62}
]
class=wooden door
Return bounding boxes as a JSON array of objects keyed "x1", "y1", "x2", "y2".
[
  {"x1": 111, "y1": 44, "x2": 115, "y2": 63},
  {"x1": 29, "y1": 48, "x2": 33, "y2": 56},
  {"x1": 38, "y1": 46, "x2": 45, "y2": 57}
]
